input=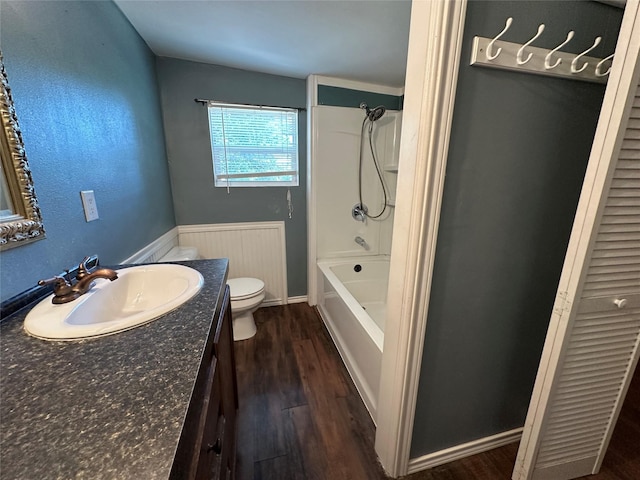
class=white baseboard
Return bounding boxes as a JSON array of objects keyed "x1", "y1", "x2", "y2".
[
  {"x1": 407, "y1": 428, "x2": 523, "y2": 474},
  {"x1": 121, "y1": 227, "x2": 179, "y2": 264},
  {"x1": 287, "y1": 295, "x2": 308, "y2": 304},
  {"x1": 255, "y1": 296, "x2": 307, "y2": 308},
  {"x1": 261, "y1": 299, "x2": 282, "y2": 307}
]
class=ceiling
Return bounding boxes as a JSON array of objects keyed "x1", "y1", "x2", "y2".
[{"x1": 114, "y1": 0, "x2": 412, "y2": 89}]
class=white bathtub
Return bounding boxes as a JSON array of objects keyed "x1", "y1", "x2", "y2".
[{"x1": 317, "y1": 256, "x2": 389, "y2": 421}]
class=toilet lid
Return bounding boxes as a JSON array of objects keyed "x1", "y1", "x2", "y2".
[{"x1": 227, "y1": 277, "x2": 265, "y2": 300}]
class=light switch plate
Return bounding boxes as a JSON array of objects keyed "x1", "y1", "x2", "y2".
[{"x1": 80, "y1": 190, "x2": 99, "y2": 222}]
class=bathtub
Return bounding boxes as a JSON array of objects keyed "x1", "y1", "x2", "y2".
[{"x1": 316, "y1": 256, "x2": 389, "y2": 421}]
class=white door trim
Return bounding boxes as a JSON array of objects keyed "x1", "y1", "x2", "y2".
[
  {"x1": 375, "y1": 1, "x2": 468, "y2": 476},
  {"x1": 306, "y1": 74, "x2": 319, "y2": 306},
  {"x1": 513, "y1": 2, "x2": 640, "y2": 478}
]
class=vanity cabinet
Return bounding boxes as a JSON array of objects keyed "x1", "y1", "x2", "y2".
[
  {"x1": 171, "y1": 285, "x2": 238, "y2": 480},
  {"x1": 0, "y1": 259, "x2": 234, "y2": 479}
]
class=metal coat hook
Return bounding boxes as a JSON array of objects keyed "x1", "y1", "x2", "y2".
[
  {"x1": 517, "y1": 24, "x2": 545, "y2": 65},
  {"x1": 571, "y1": 36, "x2": 602, "y2": 74},
  {"x1": 545, "y1": 31, "x2": 575, "y2": 70},
  {"x1": 595, "y1": 53, "x2": 614, "y2": 77},
  {"x1": 486, "y1": 17, "x2": 513, "y2": 60}
]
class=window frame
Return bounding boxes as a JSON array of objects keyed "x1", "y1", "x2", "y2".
[{"x1": 207, "y1": 101, "x2": 300, "y2": 188}]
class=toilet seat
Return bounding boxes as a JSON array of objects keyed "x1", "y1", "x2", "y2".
[{"x1": 227, "y1": 277, "x2": 265, "y2": 300}]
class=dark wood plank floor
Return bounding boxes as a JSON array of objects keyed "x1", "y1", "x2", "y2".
[{"x1": 234, "y1": 304, "x2": 640, "y2": 480}]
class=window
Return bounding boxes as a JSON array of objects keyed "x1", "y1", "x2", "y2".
[{"x1": 207, "y1": 102, "x2": 299, "y2": 187}]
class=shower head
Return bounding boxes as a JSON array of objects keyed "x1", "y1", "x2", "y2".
[
  {"x1": 368, "y1": 105, "x2": 386, "y2": 121},
  {"x1": 359, "y1": 102, "x2": 386, "y2": 122}
]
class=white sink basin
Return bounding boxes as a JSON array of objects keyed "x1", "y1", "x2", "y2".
[{"x1": 24, "y1": 264, "x2": 204, "y2": 341}]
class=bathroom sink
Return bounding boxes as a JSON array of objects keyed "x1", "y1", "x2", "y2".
[{"x1": 24, "y1": 264, "x2": 204, "y2": 341}]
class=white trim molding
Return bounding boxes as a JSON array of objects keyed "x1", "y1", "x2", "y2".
[
  {"x1": 375, "y1": 0, "x2": 468, "y2": 477},
  {"x1": 312, "y1": 74, "x2": 404, "y2": 96},
  {"x1": 287, "y1": 295, "x2": 308, "y2": 304},
  {"x1": 307, "y1": 75, "x2": 318, "y2": 305},
  {"x1": 408, "y1": 428, "x2": 523, "y2": 473},
  {"x1": 120, "y1": 227, "x2": 179, "y2": 264},
  {"x1": 262, "y1": 296, "x2": 307, "y2": 308}
]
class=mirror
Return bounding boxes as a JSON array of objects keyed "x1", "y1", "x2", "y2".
[{"x1": 0, "y1": 51, "x2": 45, "y2": 250}]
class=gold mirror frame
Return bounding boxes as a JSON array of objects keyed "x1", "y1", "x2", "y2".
[{"x1": 0, "y1": 52, "x2": 45, "y2": 250}]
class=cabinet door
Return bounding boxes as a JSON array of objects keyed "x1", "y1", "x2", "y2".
[
  {"x1": 172, "y1": 284, "x2": 237, "y2": 480},
  {"x1": 196, "y1": 358, "x2": 222, "y2": 479},
  {"x1": 171, "y1": 325, "x2": 218, "y2": 479},
  {"x1": 214, "y1": 286, "x2": 238, "y2": 479}
]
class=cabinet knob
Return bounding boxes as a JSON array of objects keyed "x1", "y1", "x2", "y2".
[
  {"x1": 613, "y1": 298, "x2": 627, "y2": 309},
  {"x1": 207, "y1": 438, "x2": 222, "y2": 455}
]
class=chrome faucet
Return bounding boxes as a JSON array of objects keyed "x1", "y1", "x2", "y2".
[
  {"x1": 352, "y1": 203, "x2": 368, "y2": 222},
  {"x1": 38, "y1": 256, "x2": 118, "y2": 304},
  {"x1": 354, "y1": 236, "x2": 369, "y2": 250}
]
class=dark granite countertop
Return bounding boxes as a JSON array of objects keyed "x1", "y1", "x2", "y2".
[{"x1": 0, "y1": 258, "x2": 229, "y2": 480}]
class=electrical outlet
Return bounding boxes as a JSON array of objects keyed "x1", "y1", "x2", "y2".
[{"x1": 80, "y1": 190, "x2": 99, "y2": 222}]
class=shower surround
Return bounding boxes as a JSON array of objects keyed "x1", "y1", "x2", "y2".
[{"x1": 312, "y1": 102, "x2": 402, "y2": 420}]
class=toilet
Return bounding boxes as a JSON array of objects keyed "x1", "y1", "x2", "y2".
[
  {"x1": 158, "y1": 246, "x2": 200, "y2": 262},
  {"x1": 227, "y1": 277, "x2": 265, "y2": 341}
]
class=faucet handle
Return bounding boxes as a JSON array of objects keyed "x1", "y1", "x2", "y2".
[
  {"x1": 76, "y1": 255, "x2": 99, "y2": 280},
  {"x1": 76, "y1": 256, "x2": 92, "y2": 280},
  {"x1": 38, "y1": 275, "x2": 73, "y2": 295}
]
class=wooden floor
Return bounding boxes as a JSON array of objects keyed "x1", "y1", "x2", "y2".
[{"x1": 234, "y1": 304, "x2": 640, "y2": 480}]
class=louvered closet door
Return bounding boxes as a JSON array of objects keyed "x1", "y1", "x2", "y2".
[
  {"x1": 513, "y1": 5, "x2": 640, "y2": 479},
  {"x1": 530, "y1": 134, "x2": 640, "y2": 479}
]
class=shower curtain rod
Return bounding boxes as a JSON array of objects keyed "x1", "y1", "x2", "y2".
[{"x1": 194, "y1": 98, "x2": 306, "y2": 111}]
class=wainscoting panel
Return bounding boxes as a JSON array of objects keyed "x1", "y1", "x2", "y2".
[
  {"x1": 178, "y1": 222, "x2": 288, "y2": 305},
  {"x1": 120, "y1": 227, "x2": 179, "y2": 264}
]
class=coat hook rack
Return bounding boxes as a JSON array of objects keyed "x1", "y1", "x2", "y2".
[{"x1": 470, "y1": 19, "x2": 612, "y2": 84}]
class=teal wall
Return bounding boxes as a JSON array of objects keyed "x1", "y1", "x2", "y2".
[
  {"x1": 0, "y1": 1, "x2": 176, "y2": 302},
  {"x1": 410, "y1": 0, "x2": 623, "y2": 457},
  {"x1": 155, "y1": 57, "x2": 307, "y2": 297},
  {"x1": 317, "y1": 85, "x2": 403, "y2": 110}
]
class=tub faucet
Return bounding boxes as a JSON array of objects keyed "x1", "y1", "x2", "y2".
[
  {"x1": 354, "y1": 236, "x2": 369, "y2": 250},
  {"x1": 38, "y1": 256, "x2": 118, "y2": 304}
]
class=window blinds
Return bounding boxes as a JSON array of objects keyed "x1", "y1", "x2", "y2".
[{"x1": 207, "y1": 102, "x2": 299, "y2": 187}]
